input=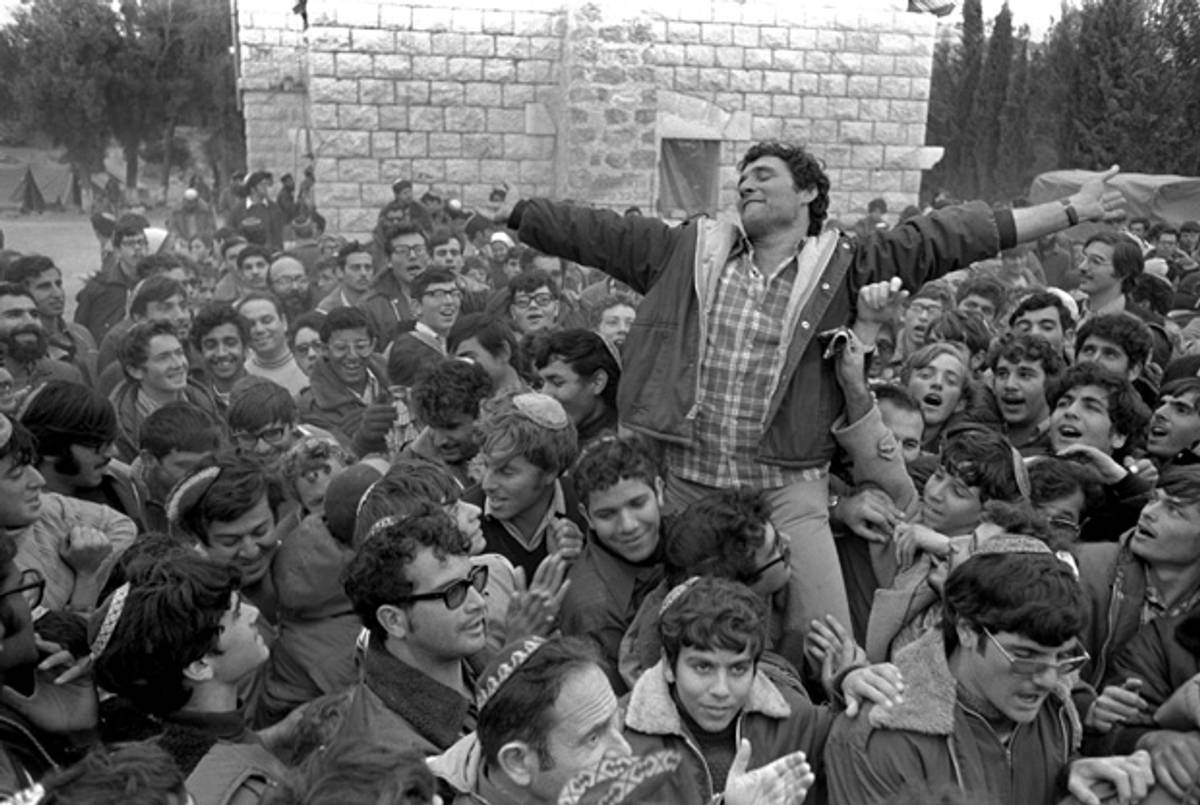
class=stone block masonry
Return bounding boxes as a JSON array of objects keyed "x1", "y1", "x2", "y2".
[{"x1": 236, "y1": 0, "x2": 940, "y2": 238}]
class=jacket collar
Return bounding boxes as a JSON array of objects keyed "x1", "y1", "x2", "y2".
[
  {"x1": 624, "y1": 658, "x2": 790, "y2": 738},
  {"x1": 869, "y1": 627, "x2": 1078, "y2": 739},
  {"x1": 363, "y1": 640, "x2": 475, "y2": 750}
]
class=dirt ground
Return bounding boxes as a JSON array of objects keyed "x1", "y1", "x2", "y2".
[{"x1": 0, "y1": 210, "x2": 122, "y2": 320}]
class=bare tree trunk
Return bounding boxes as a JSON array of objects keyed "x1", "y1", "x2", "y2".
[{"x1": 162, "y1": 119, "x2": 175, "y2": 204}]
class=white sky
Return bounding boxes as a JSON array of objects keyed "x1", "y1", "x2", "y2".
[{"x1": 984, "y1": 0, "x2": 1068, "y2": 40}]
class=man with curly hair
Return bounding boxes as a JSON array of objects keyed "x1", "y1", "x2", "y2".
[
  {"x1": 507, "y1": 140, "x2": 1126, "y2": 666},
  {"x1": 407, "y1": 359, "x2": 493, "y2": 487}
]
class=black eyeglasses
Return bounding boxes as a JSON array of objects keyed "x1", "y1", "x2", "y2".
[
  {"x1": 744, "y1": 529, "x2": 791, "y2": 584},
  {"x1": 0, "y1": 569, "x2": 45, "y2": 610},
  {"x1": 234, "y1": 425, "x2": 291, "y2": 450},
  {"x1": 397, "y1": 564, "x2": 488, "y2": 610}
]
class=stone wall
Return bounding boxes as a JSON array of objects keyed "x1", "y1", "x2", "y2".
[{"x1": 236, "y1": 0, "x2": 941, "y2": 237}]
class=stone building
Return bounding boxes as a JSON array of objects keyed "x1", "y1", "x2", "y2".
[{"x1": 235, "y1": 0, "x2": 942, "y2": 237}]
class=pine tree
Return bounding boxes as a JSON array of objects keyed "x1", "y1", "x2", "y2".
[
  {"x1": 968, "y1": 3, "x2": 1014, "y2": 200},
  {"x1": 996, "y1": 35, "x2": 1033, "y2": 200}
]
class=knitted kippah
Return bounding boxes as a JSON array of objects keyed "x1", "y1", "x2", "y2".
[
  {"x1": 556, "y1": 750, "x2": 683, "y2": 805},
  {"x1": 477, "y1": 636, "x2": 546, "y2": 709},
  {"x1": 974, "y1": 535, "x2": 1052, "y2": 556},
  {"x1": 659, "y1": 576, "x2": 701, "y2": 616},
  {"x1": 512, "y1": 392, "x2": 570, "y2": 430}
]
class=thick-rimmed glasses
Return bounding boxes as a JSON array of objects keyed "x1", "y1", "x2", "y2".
[
  {"x1": 0, "y1": 569, "x2": 45, "y2": 610},
  {"x1": 984, "y1": 628, "x2": 1089, "y2": 677},
  {"x1": 512, "y1": 293, "x2": 556, "y2": 310},
  {"x1": 234, "y1": 425, "x2": 291, "y2": 450},
  {"x1": 397, "y1": 565, "x2": 488, "y2": 610}
]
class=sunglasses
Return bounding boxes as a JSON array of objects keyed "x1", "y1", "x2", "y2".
[{"x1": 397, "y1": 564, "x2": 488, "y2": 610}]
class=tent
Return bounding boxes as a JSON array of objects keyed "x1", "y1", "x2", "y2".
[
  {"x1": 1029, "y1": 170, "x2": 1200, "y2": 229},
  {"x1": 0, "y1": 162, "x2": 84, "y2": 212}
]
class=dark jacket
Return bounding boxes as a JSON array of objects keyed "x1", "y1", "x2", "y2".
[
  {"x1": 109, "y1": 378, "x2": 222, "y2": 463},
  {"x1": 1094, "y1": 605, "x2": 1200, "y2": 755},
  {"x1": 296, "y1": 356, "x2": 392, "y2": 451},
  {"x1": 74, "y1": 253, "x2": 135, "y2": 343},
  {"x1": 511, "y1": 199, "x2": 1012, "y2": 469},
  {"x1": 358, "y1": 271, "x2": 413, "y2": 346},
  {"x1": 333, "y1": 640, "x2": 475, "y2": 756},
  {"x1": 824, "y1": 629, "x2": 1079, "y2": 805},
  {"x1": 559, "y1": 538, "x2": 663, "y2": 695},
  {"x1": 1076, "y1": 533, "x2": 1148, "y2": 694},
  {"x1": 462, "y1": 478, "x2": 588, "y2": 581}
]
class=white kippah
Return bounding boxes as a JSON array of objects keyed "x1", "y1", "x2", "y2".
[{"x1": 512, "y1": 392, "x2": 570, "y2": 430}]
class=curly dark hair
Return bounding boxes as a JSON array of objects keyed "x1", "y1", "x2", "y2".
[
  {"x1": 1048, "y1": 362, "x2": 1151, "y2": 451},
  {"x1": 342, "y1": 501, "x2": 472, "y2": 642},
  {"x1": 1075, "y1": 313, "x2": 1154, "y2": 372},
  {"x1": 91, "y1": 549, "x2": 239, "y2": 717},
  {"x1": 191, "y1": 301, "x2": 249, "y2": 353},
  {"x1": 572, "y1": 434, "x2": 663, "y2": 509},
  {"x1": 410, "y1": 359, "x2": 493, "y2": 429},
  {"x1": 663, "y1": 487, "x2": 771, "y2": 584},
  {"x1": 737, "y1": 141, "x2": 831, "y2": 236}
]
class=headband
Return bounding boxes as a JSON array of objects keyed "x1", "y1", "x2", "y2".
[
  {"x1": 166, "y1": 466, "x2": 222, "y2": 528},
  {"x1": 477, "y1": 636, "x2": 546, "y2": 709},
  {"x1": 89, "y1": 583, "x2": 131, "y2": 661},
  {"x1": 659, "y1": 576, "x2": 701, "y2": 616}
]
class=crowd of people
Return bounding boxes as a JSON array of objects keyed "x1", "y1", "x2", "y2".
[{"x1": 0, "y1": 141, "x2": 1195, "y2": 804}]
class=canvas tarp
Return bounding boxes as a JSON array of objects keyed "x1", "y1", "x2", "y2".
[
  {"x1": 0, "y1": 162, "x2": 82, "y2": 211},
  {"x1": 1029, "y1": 170, "x2": 1200, "y2": 229}
]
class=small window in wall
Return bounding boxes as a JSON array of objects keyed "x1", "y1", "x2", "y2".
[{"x1": 658, "y1": 139, "x2": 720, "y2": 219}]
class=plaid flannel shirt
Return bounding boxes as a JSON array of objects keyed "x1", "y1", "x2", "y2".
[{"x1": 666, "y1": 248, "x2": 813, "y2": 489}]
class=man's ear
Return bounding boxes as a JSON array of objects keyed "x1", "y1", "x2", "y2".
[
  {"x1": 376, "y1": 604, "x2": 410, "y2": 642},
  {"x1": 588, "y1": 369, "x2": 609, "y2": 398},
  {"x1": 954, "y1": 621, "x2": 979, "y2": 651},
  {"x1": 126, "y1": 365, "x2": 146, "y2": 384},
  {"x1": 496, "y1": 742, "x2": 538, "y2": 787},
  {"x1": 653, "y1": 476, "x2": 665, "y2": 507},
  {"x1": 182, "y1": 657, "x2": 215, "y2": 685},
  {"x1": 662, "y1": 653, "x2": 676, "y2": 684}
]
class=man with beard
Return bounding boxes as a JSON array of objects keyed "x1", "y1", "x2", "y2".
[
  {"x1": 4, "y1": 256, "x2": 97, "y2": 384},
  {"x1": 18, "y1": 380, "x2": 142, "y2": 526},
  {"x1": 0, "y1": 283, "x2": 81, "y2": 409},
  {"x1": 267, "y1": 255, "x2": 314, "y2": 320},
  {"x1": 360, "y1": 226, "x2": 427, "y2": 345},
  {"x1": 190, "y1": 302, "x2": 249, "y2": 411}
]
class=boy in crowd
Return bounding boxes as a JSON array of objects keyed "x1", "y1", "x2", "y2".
[
  {"x1": 91, "y1": 549, "x2": 286, "y2": 798},
  {"x1": 316, "y1": 241, "x2": 374, "y2": 313},
  {"x1": 336, "y1": 504, "x2": 488, "y2": 755},
  {"x1": 190, "y1": 302, "x2": 249, "y2": 410},
  {"x1": 989, "y1": 332, "x2": 1065, "y2": 456},
  {"x1": 825, "y1": 542, "x2": 1154, "y2": 805},
  {"x1": 624, "y1": 577, "x2": 903, "y2": 802},
  {"x1": 1009, "y1": 289, "x2": 1077, "y2": 358},
  {"x1": 298, "y1": 306, "x2": 396, "y2": 455},
  {"x1": 360, "y1": 225, "x2": 427, "y2": 343},
  {"x1": 591, "y1": 293, "x2": 637, "y2": 349},
  {"x1": 407, "y1": 358, "x2": 492, "y2": 488},
  {"x1": 1076, "y1": 312, "x2": 1155, "y2": 385},
  {"x1": 18, "y1": 381, "x2": 139, "y2": 523},
  {"x1": 502, "y1": 269, "x2": 563, "y2": 336},
  {"x1": 228, "y1": 379, "x2": 336, "y2": 471},
  {"x1": 134, "y1": 401, "x2": 224, "y2": 533},
  {"x1": 110, "y1": 319, "x2": 220, "y2": 462},
  {"x1": 449, "y1": 314, "x2": 529, "y2": 405},
  {"x1": 96, "y1": 274, "x2": 192, "y2": 383},
  {"x1": 386, "y1": 268, "x2": 462, "y2": 384},
  {"x1": 237, "y1": 291, "x2": 309, "y2": 397},
  {"x1": 955, "y1": 276, "x2": 1006, "y2": 328},
  {"x1": 530, "y1": 329, "x2": 621, "y2": 449},
  {"x1": 1047, "y1": 362, "x2": 1153, "y2": 542},
  {"x1": 1144, "y1": 377, "x2": 1200, "y2": 466},
  {"x1": 560, "y1": 436, "x2": 665, "y2": 692},
  {"x1": 463, "y1": 393, "x2": 586, "y2": 580}
]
